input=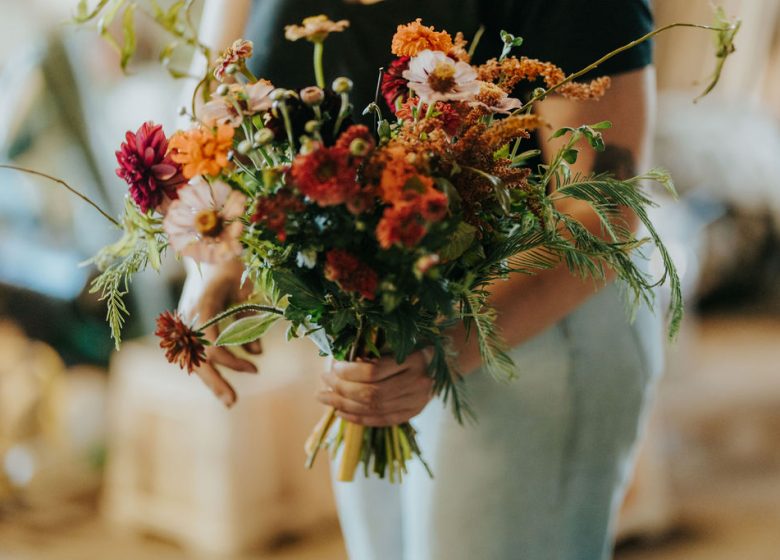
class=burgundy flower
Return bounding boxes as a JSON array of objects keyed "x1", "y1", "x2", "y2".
[
  {"x1": 381, "y1": 56, "x2": 410, "y2": 113},
  {"x1": 324, "y1": 249, "x2": 378, "y2": 300},
  {"x1": 155, "y1": 310, "x2": 207, "y2": 373},
  {"x1": 115, "y1": 122, "x2": 186, "y2": 213}
]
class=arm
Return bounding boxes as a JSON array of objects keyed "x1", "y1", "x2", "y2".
[
  {"x1": 320, "y1": 66, "x2": 657, "y2": 425},
  {"x1": 452, "y1": 66, "x2": 657, "y2": 373}
]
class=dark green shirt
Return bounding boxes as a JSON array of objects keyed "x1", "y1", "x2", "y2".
[{"x1": 245, "y1": 0, "x2": 653, "y2": 112}]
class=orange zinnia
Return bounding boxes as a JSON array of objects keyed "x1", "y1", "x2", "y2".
[
  {"x1": 169, "y1": 124, "x2": 234, "y2": 178},
  {"x1": 391, "y1": 19, "x2": 453, "y2": 58}
]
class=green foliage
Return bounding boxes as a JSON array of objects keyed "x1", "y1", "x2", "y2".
[
  {"x1": 73, "y1": 0, "x2": 208, "y2": 77},
  {"x1": 85, "y1": 198, "x2": 164, "y2": 348},
  {"x1": 215, "y1": 314, "x2": 279, "y2": 346}
]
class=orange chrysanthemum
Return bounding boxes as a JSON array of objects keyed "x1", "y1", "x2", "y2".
[
  {"x1": 169, "y1": 124, "x2": 234, "y2": 179},
  {"x1": 391, "y1": 19, "x2": 453, "y2": 57}
]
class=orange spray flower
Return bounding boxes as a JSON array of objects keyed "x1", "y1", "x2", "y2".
[
  {"x1": 391, "y1": 19, "x2": 453, "y2": 57},
  {"x1": 169, "y1": 124, "x2": 234, "y2": 178}
]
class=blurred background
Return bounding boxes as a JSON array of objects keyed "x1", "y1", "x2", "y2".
[{"x1": 0, "y1": 0, "x2": 778, "y2": 558}]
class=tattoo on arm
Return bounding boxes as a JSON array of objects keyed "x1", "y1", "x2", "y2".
[{"x1": 592, "y1": 145, "x2": 636, "y2": 180}]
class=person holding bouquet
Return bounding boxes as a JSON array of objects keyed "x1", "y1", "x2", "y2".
[{"x1": 180, "y1": 1, "x2": 661, "y2": 558}]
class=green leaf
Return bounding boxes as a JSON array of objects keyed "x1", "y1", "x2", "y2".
[
  {"x1": 216, "y1": 314, "x2": 278, "y2": 346},
  {"x1": 439, "y1": 222, "x2": 477, "y2": 262},
  {"x1": 550, "y1": 126, "x2": 573, "y2": 139},
  {"x1": 562, "y1": 148, "x2": 579, "y2": 164},
  {"x1": 74, "y1": 0, "x2": 111, "y2": 23},
  {"x1": 272, "y1": 269, "x2": 323, "y2": 310},
  {"x1": 331, "y1": 308, "x2": 352, "y2": 333},
  {"x1": 119, "y1": 3, "x2": 137, "y2": 71}
]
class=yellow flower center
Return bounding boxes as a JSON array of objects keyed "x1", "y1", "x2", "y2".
[
  {"x1": 195, "y1": 209, "x2": 222, "y2": 237},
  {"x1": 428, "y1": 62, "x2": 457, "y2": 93}
]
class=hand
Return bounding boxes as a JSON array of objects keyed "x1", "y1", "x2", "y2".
[
  {"x1": 317, "y1": 351, "x2": 434, "y2": 427},
  {"x1": 179, "y1": 259, "x2": 261, "y2": 407}
]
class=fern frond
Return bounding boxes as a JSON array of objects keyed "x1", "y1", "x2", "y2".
[{"x1": 462, "y1": 290, "x2": 516, "y2": 381}]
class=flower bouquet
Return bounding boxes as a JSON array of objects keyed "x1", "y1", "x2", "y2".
[{"x1": 2, "y1": 6, "x2": 739, "y2": 482}]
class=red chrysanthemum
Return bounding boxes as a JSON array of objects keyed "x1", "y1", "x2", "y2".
[
  {"x1": 251, "y1": 188, "x2": 305, "y2": 242},
  {"x1": 115, "y1": 122, "x2": 185, "y2": 213},
  {"x1": 290, "y1": 146, "x2": 361, "y2": 206},
  {"x1": 335, "y1": 124, "x2": 376, "y2": 154},
  {"x1": 381, "y1": 56, "x2": 410, "y2": 112},
  {"x1": 396, "y1": 98, "x2": 463, "y2": 136},
  {"x1": 155, "y1": 310, "x2": 207, "y2": 373},
  {"x1": 376, "y1": 203, "x2": 427, "y2": 249},
  {"x1": 324, "y1": 249, "x2": 378, "y2": 300}
]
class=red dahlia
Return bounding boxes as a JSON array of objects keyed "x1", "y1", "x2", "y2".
[
  {"x1": 155, "y1": 310, "x2": 207, "y2": 373},
  {"x1": 324, "y1": 249, "x2": 378, "y2": 300},
  {"x1": 381, "y1": 56, "x2": 411, "y2": 113},
  {"x1": 290, "y1": 146, "x2": 360, "y2": 207},
  {"x1": 116, "y1": 122, "x2": 186, "y2": 213},
  {"x1": 251, "y1": 188, "x2": 305, "y2": 241}
]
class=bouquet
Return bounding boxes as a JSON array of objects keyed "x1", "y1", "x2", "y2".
[{"x1": 2, "y1": 7, "x2": 739, "y2": 482}]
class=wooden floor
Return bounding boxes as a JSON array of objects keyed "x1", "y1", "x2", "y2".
[{"x1": 2, "y1": 314, "x2": 779, "y2": 560}]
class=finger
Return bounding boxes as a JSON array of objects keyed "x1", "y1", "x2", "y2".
[
  {"x1": 243, "y1": 339, "x2": 263, "y2": 355},
  {"x1": 373, "y1": 355, "x2": 411, "y2": 381},
  {"x1": 207, "y1": 346, "x2": 258, "y2": 373},
  {"x1": 317, "y1": 391, "x2": 378, "y2": 415},
  {"x1": 193, "y1": 362, "x2": 237, "y2": 408},
  {"x1": 322, "y1": 369, "x2": 384, "y2": 410},
  {"x1": 337, "y1": 409, "x2": 420, "y2": 427},
  {"x1": 321, "y1": 389, "x2": 431, "y2": 416},
  {"x1": 331, "y1": 359, "x2": 378, "y2": 383}
]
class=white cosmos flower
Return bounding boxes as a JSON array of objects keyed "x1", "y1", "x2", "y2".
[{"x1": 402, "y1": 49, "x2": 480, "y2": 104}]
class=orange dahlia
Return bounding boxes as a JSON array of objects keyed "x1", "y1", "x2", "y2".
[
  {"x1": 391, "y1": 19, "x2": 453, "y2": 57},
  {"x1": 169, "y1": 124, "x2": 234, "y2": 179},
  {"x1": 376, "y1": 203, "x2": 427, "y2": 249}
]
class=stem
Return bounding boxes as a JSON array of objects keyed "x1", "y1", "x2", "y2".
[
  {"x1": 333, "y1": 93, "x2": 351, "y2": 136},
  {"x1": 467, "y1": 25, "x2": 485, "y2": 59},
  {"x1": 0, "y1": 164, "x2": 120, "y2": 227},
  {"x1": 198, "y1": 303, "x2": 283, "y2": 332},
  {"x1": 278, "y1": 99, "x2": 297, "y2": 154},
  {"x1": 520, "y1": 22, "x2": 732, "y2": 109},
  {"x1": 313, "y1": 41, "x2": 325, "y2": 89}
]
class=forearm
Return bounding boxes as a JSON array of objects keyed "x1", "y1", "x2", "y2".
[{"x1": 450, "y1": 67, "x2": 655, "y2": 374}]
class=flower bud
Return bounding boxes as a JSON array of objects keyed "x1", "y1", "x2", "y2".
[
  {"x1": 254, "y1": 128, "x2": 275, "y2": 145},
  {"x1": 349, "y1": 138, "x2": 370, "y2": 157},
  {"x1": 414, "y1": 254, "x2": 440, "y2": 278},
  {"x1": 304, "y1": 120, "x2": 321, "y2": 134},
  {"x1": 300, "y1": 86, "x2": 325, "y2": 106},
  {"x1": 270, "y1": 88, "x2": 290, "y2": 102},
  {"x1": 332, "y1": 77, "x2": 353, "y2": 94},
  {"x1": 299, "y1": 137, "x2": 319, "y2": 155},
  {"x1": 215, "y1": 83, "x2": 230, "y2": 96},
  {"x1": 236, "y1": 139, "x2": 252, "y2": 155},
  {"x1": 225, "y1": 63, "x2": 238, "y2": 75}
]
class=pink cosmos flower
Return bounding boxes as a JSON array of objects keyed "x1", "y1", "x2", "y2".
[
  {"x1": 115, "y1": 122, "x2": 186, "y2": 213},
  {"x1": 163, "y1": 177, "x2": 247, "y2": 263},
  {"x1": 200, "y1": 80, "x2": 276, "y2": 128},
  {"x1": 402, "y1": 50, "x2": 480, "y2": 104}
]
